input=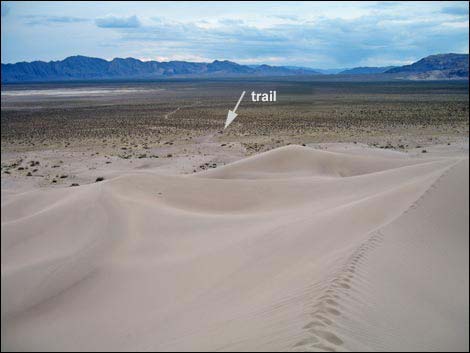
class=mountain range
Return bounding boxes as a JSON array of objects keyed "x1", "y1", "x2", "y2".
[
  {"x1": 1, "y1": 53, "x2": 468, "y2": 83},
  {"x1": 0, "y1": 57, "x2": 321, "y2": 83},
  {"x1": 339, "y1": 66, "x2": 397, "y2": 75},
  {"x1": 385, "y1": 53, "x2": 469, "y2": 80}
]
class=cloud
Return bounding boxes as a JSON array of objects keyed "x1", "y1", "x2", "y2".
[
  {"x1": 23, "y1": 15, "x2": 89, "y2": 25},
  {"x1": 218, "y1": 18, "x2": 245, "y2": 26},
  {"x1": 2, "y1": 2, "x2": 468, "y2": 67},
  {"x1": 442, "y1": 5, "x2": 469, "y2": 17},
  {"x1": 95, "y1": 15, "x2": 141, "y2": 28},
  {"x1": 272, "y1": 14, "x2": 299, "y2": 21},
  {"x1": 371, "y1": 2, "x2": 400, "y2": 9},
  {"x1": 109, "y1": 12, "x2": 469, "y2": 67},
  {"x1": 47, "y1": 16, "x2": 88, "y2": 23}
]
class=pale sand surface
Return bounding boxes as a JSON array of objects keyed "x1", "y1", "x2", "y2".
[{"x1": 1, "y1": 143, "x2": 468, "y2": 351}]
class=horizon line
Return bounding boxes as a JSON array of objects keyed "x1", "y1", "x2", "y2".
[{"x1": 2, "y1": 52, "x2": 469, "y2": 71}]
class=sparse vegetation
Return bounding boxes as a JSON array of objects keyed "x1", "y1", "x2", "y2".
[
  {"x1": 1, "y1": 79, "x2": 468, "y2": 187},
  {"x1": 1, "y1": 81, "x2": 467, "y2": 153}
]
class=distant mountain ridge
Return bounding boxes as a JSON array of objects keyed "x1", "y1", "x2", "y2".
[
  {"x1": 281, "y1": 66, "x2": 346, "y2": 75},
  {"x1": 1, "y1": 53, "x2": 468, "y2": 83},
  {"x1": 385, "y1": 53, "x2": 468, "y2": 79},
  {"x1": 339, "y1": 66, "x2": 397, "y2": 75},
  {"x1": 1, "y1": 56, "x2": 321, "y2": 83}
]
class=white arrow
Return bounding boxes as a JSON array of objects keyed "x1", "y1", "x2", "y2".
[{"x1": 225, "y1": 91, "x2": 246, "y2": 129}]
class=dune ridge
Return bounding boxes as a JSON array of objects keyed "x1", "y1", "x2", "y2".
[{"x1": 1, "y1": 145, "x2": 468, "y2": 351}]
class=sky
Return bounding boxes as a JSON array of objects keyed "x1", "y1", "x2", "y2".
[{"x1": 1, "y1": 1, "x2": 469, "y2": 69}]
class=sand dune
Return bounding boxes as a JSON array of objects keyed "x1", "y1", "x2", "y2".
[{"x1": 1, "y1": 145, "x2": 468, "y2": 351}]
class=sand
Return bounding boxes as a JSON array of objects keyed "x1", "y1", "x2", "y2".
[{"x1": 1, "y1": 144, "x2": 468, "y2": 351}]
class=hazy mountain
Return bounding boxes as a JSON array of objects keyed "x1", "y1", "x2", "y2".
[
  {"x1": 385, "y1": 53, "x2": 469, "y2": 79},
  {"x1": 1, "y1": 56, "x2": 321, "y2": 83},
  {"x1": 248, "y1": 65, "x2": 322, "y2": 75},
  {"x1": 313, "y1": 68, "x2": 348, "y2": 75},
  {"x1": 283, "y1": 66, "x2": 349, "y2": 74},
  {"x1": 339, "y1": 66, "x2": 397, "y2": 75}
]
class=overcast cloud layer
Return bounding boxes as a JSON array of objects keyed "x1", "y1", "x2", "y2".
[{"x1": 1, "y1": 1, "x2": 468, "y2": 68}]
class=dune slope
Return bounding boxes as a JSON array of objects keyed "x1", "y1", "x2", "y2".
[{"x1": 1, "y1": 146, "x2": 468, "y2": 351}]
